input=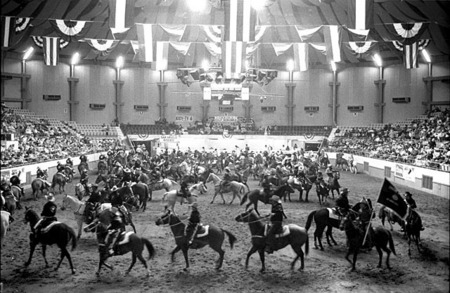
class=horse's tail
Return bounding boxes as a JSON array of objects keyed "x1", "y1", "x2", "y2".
[
  {"x1": 222, "y1": 229, "x2": 237, "y2": 249},
  {"x1": 240, "y1": 192, "x2": 249, "y2": 205},
  {"x1": 305, "y1": 210, "x2": 317, "y2": 231},
  {"x1": 142, "y1": 237, "x2": 156, "y2": 260},
  {"x1": 387, "y1": 230, "x2": 396, "y2": 256}
]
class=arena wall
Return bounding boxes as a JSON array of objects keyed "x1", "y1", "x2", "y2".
[
  {"x1": 327, "y1": 152, "x2": 450, "y2": 199},
  {"x1": 3, "y1": 56, "x2": 449, "y2": 127}
]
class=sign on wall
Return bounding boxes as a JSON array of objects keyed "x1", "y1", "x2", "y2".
[{"x1": 175, "y1": 115, "x2": 194, "y2": 123}]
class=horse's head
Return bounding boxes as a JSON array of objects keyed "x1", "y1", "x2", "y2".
[
  {"x1": 61, "y1": 194, "x2": 77, "y2": 211},
  {"x1": 235, "y1": 209, "x2": 254, "y2": 223},
  {"x1": 155, "y1": 210, "x2": 173, "y2": 226},
  {"x1": 24, "y1": 208, "x2": 39, "y2": 226}
]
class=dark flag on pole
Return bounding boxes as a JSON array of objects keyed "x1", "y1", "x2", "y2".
[{"x1": 377, "y1": 178, "x2": 408, "y2": 219}]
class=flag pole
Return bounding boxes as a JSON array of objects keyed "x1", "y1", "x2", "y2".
[{"x1": 362, "y1": 209, "x2": 375, "y2": 246}]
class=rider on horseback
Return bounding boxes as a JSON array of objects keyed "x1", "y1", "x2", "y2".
[
  {"x1": 34, "y1": 193, "x2": 57, "y2": 239},
  {"x1": 404, "y1": 191, "x2": 424, "y2": 231},
  {"x1": 261, "y1": 174, "x2": 273, "y2": 202},
  {"x1": 56, "y1": 161, "x2": 65, "y2": 173},
  {"x1": 106, "y1": 213, "x2": 125, "y2": 256},
  {"x1": 186, "y1": 202, "x2": 201, "y2": 246},
  {"x1": 9, "y1": 171, "x2": 24, "y2": 204},
  {"x1": 179, "y1": 182, "x2": 191, "y2": 199},
  {"x1": 79, "y1": 154, "x2": 88, "y2": 163},
  {"x1": 66, "y1": 157, "x2": 73, "y2": 168},
  {"x1": 335, "y1": 188, "x2": 350, "y2": 217},
  {"x1": 36, "y1": 167, "x2": 45, "y2": 178},
  {"x1": 316, "y1": 171, "x2": 327, "y2": 189},
  {"x1": 265, "y1": 195, "x2": 287, "y2": 254},
  {"x1": 80, "y1": 169, "x2": 89, "y2": 190},
  {"x1": 220, "y1": 167, "x2": 232, "y2": 191}
]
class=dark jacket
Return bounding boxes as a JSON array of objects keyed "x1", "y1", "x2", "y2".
[{"x1": 41, "y1": 201, "x2": 57, "y2": 218}]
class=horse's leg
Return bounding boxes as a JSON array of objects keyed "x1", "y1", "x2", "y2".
[
  {"x1": 220, "y1": 192, "x2": 226, "y2": 205},
  {"x1": 42, "y1": 244, "x2": 50, "y2": 267},
  {"x1": 129, "y1": 218, "x2": 137, "y2": 233},
  {"x1": 257, "y1": 248, "x2": 266, "y2": 273},
  {"x1": 25, "y1": 236, "x2": 38, "y2": 266},
  {"x1": 214, "y1": 247, "x2": 225, "y2": 270},
  {"x1": 245, "y1": 245, "x2": 260, "y2": 270},
  {"x1": 181, "y1": 247, "x2": 190, "y2": 271},
  {"x1": 291, "y1": 245, "x2": 305, "y2": 271},
  {"x1": 375, "y1": 245, "x2": 383, "y2": 268},
  {"x1": 125, "y1": 253, "x2": 138, "y2": 275},
  {"x1": 210, "y1": 191, "x2": 219, "y2": 204},
  {"x1": 229, "y1": 193, "x2": 236, "y2": 205},
  {"x1": 136, "y1": 252, "x2": 150, "y2": 276},
  {"x1": 77, "y1": 218, "x2": 83, "y2": 239},
  {"x1": 170, "y1": 245, "x2": 182, "y2": 263}
]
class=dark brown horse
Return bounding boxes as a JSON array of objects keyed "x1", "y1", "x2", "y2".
[
  {"x1": 240, "y1": 184, "x2": 295, "y2": 216},
  {"x1": 51, "y1": 172, "x2": 68, "y2": 194},
  {"x1": 405, "y1": 209, "x2": 423, "y2": 256},
  {"x1": 341, "y1": 212, "x2": 396, "y2": 271},
  {"x1": 235, "y1": 209, "x2": 309, "y2": 272},
  {"x1": 24, "y1": 208, "x2": 77, "y2": 274},
  {"x1": 92, "y1": 222, "x2": 155, "y2": 276},
  {"x1": 31, "y1": 176, "x2": 51, "y2": 200},
  {"x1": 155, "y1": 210, "x2": 237, "y2": 271}
]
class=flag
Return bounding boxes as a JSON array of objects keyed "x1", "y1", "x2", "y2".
[
  {"x1": 109, "y1": 0, "x2": 135, "y2": 36},
  {"x1": 43, "y1": 37, "x2": 60, "y2": 66},
  {"x1": 347, "y1": 0, "x2": 374, "y2": 30},
  {"x1": 85, "y1": 39, "x2": 119, "y2": 57},
  {"x1": 324, "y1": 25, "x2": 341, "y2": 62},
  {"x1": 222, "y1": 41, "x2": 246, "y2": 79},
  {"x1": 153, "y1": 42, "x2": 169, "y2": 71},
  {"x1": 136, "y1": 23, "x2": 154, "y2": 62},
  {"x1": 223, "y1": 0, "x2": 256, "y2": 42},
  {"x1": 377, "y1": 178, "x2": 408, "y2": 219},
  {"x1": 404, "y1": 42, "x2": 418, "y2": 69},
  {"x1": 293, "y1": 43, "x2": 309, "y2": 71}
]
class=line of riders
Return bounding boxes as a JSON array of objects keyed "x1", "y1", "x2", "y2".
[{"x1": 0, "y1": 148, "x2": 350, "y2": 256}]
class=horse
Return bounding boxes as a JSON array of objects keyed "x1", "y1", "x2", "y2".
[
  {"x1": 162, "y1": 182, "x2": 207, "y2": 213},
  {"x1": 78, "y1": 160, "x2": 89, "y2": 176},
  {"x1": 51, "y1": 172, "x2": 68, "y2": 194},
  {"x1": 341, "y1": 212, "x2": 396, "y2": 271},
  {"x1": 155, "y1": 210, "x2": 237, "y2": 271},
  {"x1": 286, "y1": 176, "x2": 313, "y2": 202},
  {"x1": 378, "y1": 205, "x2": 405, "y2": 232},
  {"x1": 93, "y1": 222, "x2": 155, "y2": 276},
  {"x1": 84, "y1": 207, "x2": 137, "y2": 234},
  {"x1": 405, "y1": 209, "x2": 423, "y2": 256},
  {"x1": 240, "y1": 184, "x2": 295, "y2": 216},
  {"x1": 315, "y1": 182, "x2": 331, "y2": 205},
  {"x1": 61, "y1": 194, "x2": 112, "y2": 239},
  {"x1": 205, "y1": 172, "x2": 247, "y2": 205},
  {"x1": 235, "y1": 209, "x2": 309, "y2": 272},
  {"x1": 328, "y1": 171, "x2": 341, "y2": 198},
  {"x1": 111, "y1": 185, "x2": 140, "y2": 212},
  {"x1": 335, "y1": 154, "x2": 349, "y2": 171},
  {"x1": 1, "y1": 210, "x2": 13, "y2": 244},
  {"x1": 2, "y1": 189, "x2": 17, "y2": 216},
  {"x1": 97, "y1": 159, "x2": 108, "y2": 175},
  {"x1": 148, "y1": 178, "x2": 179, "y2": 200},
  {"x1": 64, "y1": 165, "x2": 75, "y2": 183},
  {"x1": 31, "y1": 176, "x2": 51, "y2": 200},
  {"x1": 305, "y1": 200, "x2": 374, "y2": 251},
  {"x1": 23, "y1": 208, "x2": 77, "y2": 274},
  {"x1": 11, "y1": 185, "x2": 23, "y2": 206},
  {"x1": 130, "y1": 182, "x2": 151, "y2": 212}
]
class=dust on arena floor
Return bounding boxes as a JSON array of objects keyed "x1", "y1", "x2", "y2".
[{"x1": 1, "y1": 170, "x2": 448, "y2": 293}]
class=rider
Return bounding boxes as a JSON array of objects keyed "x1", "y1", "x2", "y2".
[
  {"x1": 34, "y1": 193, "x2": 58, "y2": 238},
  {"x1": 105, "y1": 213, "x2": 125, "y2": 256},
  {"x1": 316, "y1": 171, "x2": 327, "y2": 189},
  {"x1": 120, "y1": 168, "x2": 133, "y2": 187},
  {"x1": 404, "y1": 191, "x2": 424, "y2": 231},
  {"x1": 109, "y1": 186, "x2": 128, "y2": 224},
  {"x1": 325, "y1": 164, "x2": 334, "y2": 182},
  {"x1": 265, "y1": 195, "x2": 287, "y2": 254},
  {"x1": 185, "y1": 202, "x2": 201, "y2": 246},
  {"x1": 179, "y1": 182, "x2": 191, "y2": 199},
  {"x1": 36, "y1": 167, "x2": 45, "y2": 178},
  {"x1": 220, "y1": 167, "x2": 232, "y2": 191},
  {"x1": 56, "y1": 161, "x2": 65, "y2": 173},
  {"x1": 335, "y1": 188, "x2": 351, "y2": 217},
  {"x1": 9, "y1": 171, "x2": 24, "y2": 204},
  {"x1": 80, "y1": 169, "x2": 89, "y2": 190},
  {"x1": 150, "y1": 167, "x2": 161, "y2": 183},
  {"x1": 261, "y1": 174, "x2": 273, "y2": 202},
  {"x1": 79, "y1": 154, "x2": 88, "y2": 163},
  {"x1": 66, "y1": 157, "x2": 73, "y2": 168}
]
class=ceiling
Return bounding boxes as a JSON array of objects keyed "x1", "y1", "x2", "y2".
[{"x1": 1, "y1": 0, "x2": 449, "y2": 70}]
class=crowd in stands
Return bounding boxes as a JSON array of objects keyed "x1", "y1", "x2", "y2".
[
  {"x1": 1, "y1": 104, "x2": 117, "y2": 168},
  {"x1": 330, "y1": 108, "x2": 450, "y2": 170}
]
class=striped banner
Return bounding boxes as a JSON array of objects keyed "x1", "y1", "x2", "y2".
[
  {"x1": 293, "y1": 43, "x2": 309, "y2": 72},
  {"x1": 222, "y1": 41, "x2": 246, "y2": 79},
  {"x1": 136, "y1": 23, "x2": 154, "y2": 62},
  {"x1": 324, "y1": 25, "x2": 341, "y2": 62},
  {"x1": 404, "y1": 42, "x2": 418, "y2": 69},
  {"x1": 43, "y1": 37, "x2": 60, "y2": 66},
  {"x1": 347, "y1": 0, "x2": 374, "y2": 30},
  {"x1": 223, "y1": 0, "x2": 256, "y2": 42},
  {"x1": 154, "y1": 42, "x2": 169, "y2": 71},
  {"x1": 109, "y1": 0, "x2": 135, "y2": 35},
  {"x1": 1, "y1": 16, "x2": 13, "y2": 47}
]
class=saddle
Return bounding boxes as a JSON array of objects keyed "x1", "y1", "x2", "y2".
[
  {"x1": 117, "y1": 231, "x2": 134, "y2": 245},
  {"x1": 185, "y1": 224, "x2": 209, "y2": 239},
  {"x1": 264, "y1": 224, "x2": 290, "y2": 238}
]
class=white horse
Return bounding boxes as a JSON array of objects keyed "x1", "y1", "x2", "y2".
[
  {"x1": 61, "y1": 194, "x2": 111, "y2": 239},
  {"x1": 1, "y1": 210, "x2": 13, "y2": 244},
  {"x1": 162, "y1": 182, "x2": 207, "y2": 213},
  {"x1": 205, "y1": 172, "x2": 247, "y2": 205}
]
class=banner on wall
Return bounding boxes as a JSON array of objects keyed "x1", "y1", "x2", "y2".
[
  {"x1": 214, "y1": 115, "x2": 238, "y2": 122},
  {"x1": 395, "y1": 164, "x2": 403, "y2": 178}
]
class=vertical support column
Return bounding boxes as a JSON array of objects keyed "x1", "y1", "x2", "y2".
[
  {"x1": 422, "y1": 63, "x2": 433, "y2": 113},
  {"x1": 113, "y1": 68, "x2": 125, "y2": 124},
  {"x1": 157, "y1": 82, "x2": 168, "y2": 120},
  {"x1": 328, "y1": 71, "x2": 340, "y2": 126},
  {"x1": 374, "y1": 67, "x2": 386, "y2": 124},
  {"x1": 67, "y1": 65, "x2": 79, "y2": 121},
  {"x1": 285, "y1": 82, "x2": 296, "y2": 126},
  {"x1": 200, "y1": 82, "x2": 211, "y2": 122},
  {"x1": 242, "y1": 83, "x2": 253, "y2": 119}
]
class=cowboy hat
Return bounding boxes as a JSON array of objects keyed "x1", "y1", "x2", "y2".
[
  {"x1": 405, "y1": 191, "x2": 412, "y2": 197},
  {"x1": 45, "y1": 193, "x2": 55, "y2": 202}
]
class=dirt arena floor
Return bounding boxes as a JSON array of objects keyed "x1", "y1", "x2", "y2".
[{"x1": 1, "y1": 170, "x2": 449, "y2": 293}]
